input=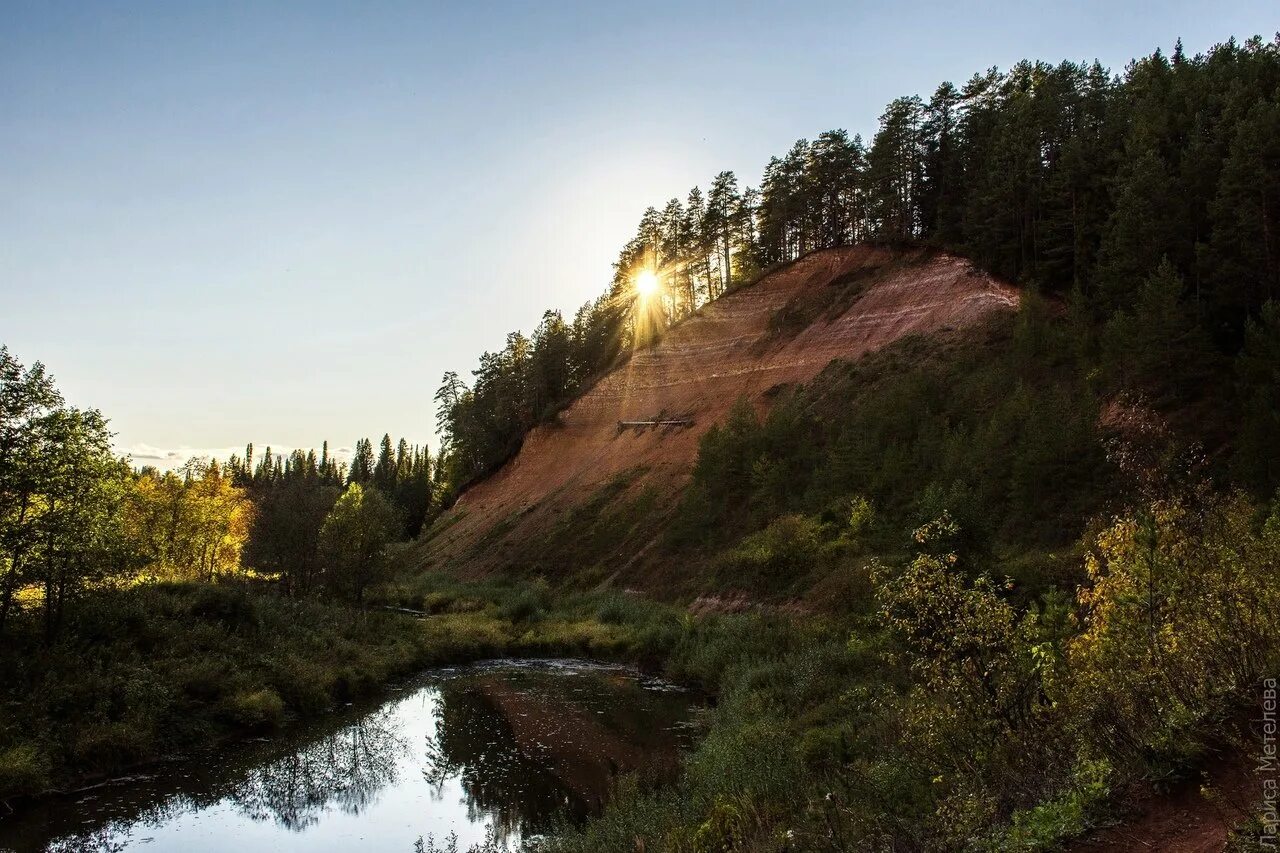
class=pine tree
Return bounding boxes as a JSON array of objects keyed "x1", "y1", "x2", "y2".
[
  {"x1": 867, "y1": 96, "x2": 923, "y2": 239},
  {"x1": 704, "y1": 171, "x2": 742, "y2": 295},
  {"x1": 920, "y1": 81, "x2": 963, "y2": 243},
  {"x1": 349, "y1": 438, "x2": 374, "y2": 485},
  {"x1": 373, "y1": 434, "x2": 396, "y2": 495},
  {"x1": 1101, "y1": 259, "x2": 1217, "y2": 403},
  {"x1": 1205, "y1": 97, "x2": 1280, "y2": 335},
  {"x1": 1233, "y1": 302, "x2": 1280, "y2": 492}
]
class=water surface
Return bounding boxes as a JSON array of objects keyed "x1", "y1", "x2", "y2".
[{"x1": 0, "y1": 659, "x2": 702, "y2": 852}]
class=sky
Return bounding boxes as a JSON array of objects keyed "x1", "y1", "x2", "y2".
[{"x1": 3, "y1": 1, "x2": 1276, "y2": 468}]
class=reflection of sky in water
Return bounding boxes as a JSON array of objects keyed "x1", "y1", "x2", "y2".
[{"x1": 3, "y1": 660, "x2": 700, "y2": 853}]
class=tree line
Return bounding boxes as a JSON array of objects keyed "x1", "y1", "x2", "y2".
[
  {"x1": 0, "y1": 344, "x2": 435, "y2": 639},
  {"x1": 434, "y1": 35, "x2": 1280, "y2": 496},
  {"x1": 218, "y1": 435, "x2": 436, "y2": 599}
]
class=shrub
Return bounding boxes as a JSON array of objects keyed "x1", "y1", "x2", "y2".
[
  {"x1": 594, "y1": 594, "x2": 633, "y2": 625},
  {"x1": 499, "y1": 590, "x2": 545, "y2": 623},
  {"x1": 177, "y1": 658, "x2": 233, "y2": 702},
  {"x1": 715, "y1": 514, "x2": 825, "y2": 592},
  {"x1": 985, "y1": 758, "x2": 1112, "y2": 851},
  {"x1": 224, "y1": 688, "x2": 285, "y2": 730},
  {"x1": 845, "y1": 494, "x2": 876, "y2": 541},
  {"x1": 1065, "y1": 490, "x2": 1280, "y2": 773},
  {"x1": 0, "y1": 744, "x2": 51, "y2": 797}
]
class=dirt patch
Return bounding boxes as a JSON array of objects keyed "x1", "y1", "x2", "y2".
[
  {"x1": 415, "y1": 245, "x2": 1020, "y2": 586},
  {"x1": 1070, "y1": 756, "x2": 1261, "y2": 852}
]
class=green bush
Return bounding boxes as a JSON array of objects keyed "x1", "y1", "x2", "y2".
[
  {"x1": 1065, "y1": 491, "x2": 1280, "y2": 774},
  {"x1": 223, "y1": 688, "x2": 285, "y2": 730},
  {"x1": 714, "y1": 513, "x2": 825, "y2": 592},
  {"x1": 985, "y1": 759, "x2": 1112, "y2": 851},
  {"x1": 499, "y1": 590, "x2": 546, "y2": 623},
  {"x1": 0, "y1": 744, "x2": 51, "y2": 797},
  {"x1": 177, "y1": 658, "x2": 233, "y2": 702}
]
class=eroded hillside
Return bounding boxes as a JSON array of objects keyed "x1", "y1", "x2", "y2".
[{"x1": 418, "y1": 245, "x2": 1019, "y2": 583}]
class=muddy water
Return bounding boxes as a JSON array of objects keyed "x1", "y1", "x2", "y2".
[{"x1": 0, "y1": 660, "x2": 703, "y2": 852}]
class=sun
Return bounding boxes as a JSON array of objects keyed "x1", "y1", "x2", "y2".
[{"x1": 634, "y1": 269, "x2": 660, "y2": 299}]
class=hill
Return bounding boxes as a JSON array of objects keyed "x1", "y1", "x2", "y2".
[{"x1": 416, "y1": 245, "x2": 1019, "y2": 586}]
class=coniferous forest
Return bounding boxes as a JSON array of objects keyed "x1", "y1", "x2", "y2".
[
  {"x1": 4, "y1": 32, "x2": 1280, "y2": 853},
  {"x1": 435, "y1": 36, "x2": 1280, "y2": 502}
]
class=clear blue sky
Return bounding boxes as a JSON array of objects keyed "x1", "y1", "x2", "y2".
[{"x1": 3, "y1": 1, "x2": 1275, "y2": 466}]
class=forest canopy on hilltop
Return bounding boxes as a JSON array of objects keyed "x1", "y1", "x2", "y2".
[{"x1": 433, "y1": 35, "x2": 1280, "y2": 498}]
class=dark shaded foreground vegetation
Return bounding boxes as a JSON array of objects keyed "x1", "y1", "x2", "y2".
[
  {"x1": 399, "y1": 478, "x2": 1280, "y2": 853},
  {"x1": 407, "y1": 287, "x2": 1280, "y2": 849},
  {"x1": 0, "y1": 576, "x2": 692, "y2": 802},
  {"x1": 2, "y1": 464, "x2": 1277, "y2": 852},
  {"x1": 0, "y1": 583, "x2": 424, "y2": 798}
]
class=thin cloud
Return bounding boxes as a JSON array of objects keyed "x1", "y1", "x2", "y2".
[{"x1": 118, "y1": 442, "x2": 355, "y2": 472}]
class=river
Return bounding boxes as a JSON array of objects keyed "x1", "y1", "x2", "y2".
[{"x1": 0, "y1": 659, "x2": 704, "y2": 852}]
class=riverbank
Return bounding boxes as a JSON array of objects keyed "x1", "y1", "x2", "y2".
[
  {"x1": 7, "y1": 561, "x2": 1270, "y2": 852},
  {"x1": 2, "y1": 657, "x2": 703, "y2": 852},
  {"x1": 0, "y1": 578, "x2": 692, "y2": 806}
]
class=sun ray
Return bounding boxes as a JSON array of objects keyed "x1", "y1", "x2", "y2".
[{"x1": 635, "y1": 269, "x2": 660, "y2": 299}]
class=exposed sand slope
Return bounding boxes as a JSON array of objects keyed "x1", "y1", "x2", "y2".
[{"x1": 420, "y1": 245, "x2": 1019, "y2": 576}]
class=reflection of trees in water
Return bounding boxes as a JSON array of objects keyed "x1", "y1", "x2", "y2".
[
  {"x1": 420, "y1": 670, "x2": 693, "y2": 843},
  {"x1": 424, "y1": 682, "x2": 585, "y2": 843},
  {"x1": 230, "y1": 707, "x2": 406, "y2": 830},
  {"x1": 47, "y1": 826, "x2": 128, "y2": 852},
  {"x1": 18, "y1": 667, "x2": 696, "y2": 853},
  {"x1": 36, "y1": 776, "x2": 211, "y2": 851},
  {"x1": 34, "y1": 707, "x2": 408, "y2": 850}
]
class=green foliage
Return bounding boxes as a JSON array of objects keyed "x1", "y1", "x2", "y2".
[
  {"x1": 497, "y1": 583, "x2": 549, "y2": 624},
  {"x1": 318, "y1": 483, "x2": 401, "y2": 603},
  {"x1": 1100, "y1": 259, "x2": 1219, "y2": 405},
  {"x1": 541, "y1": 613, "x2": 861, "y2": 853},
  {"x1": 674, "y1": 311, "x2": 1108, "y2": 574},
  {"x1": 1065, "y1": 489, "x2": 1280, "y2": 772},
  {"x1": 0, "y1": 346, "x2": 133, "y2": 640},
  {"x1": 241, "y1": 466, "x2": 339, "y2": 595},
  {"x1": 224, "y1": 688, "x2": 285, "y2": 730},
  {"x1": 713, "y1": 514, "x2": 825, "y2": 593},
  {"x1": 0, "y1": 743, "x2": 51, "y2": 796},
  {"x1": 432, "y1": 301, "x2": 627, "y2": 493},
  {"x1": 873, "y1": 543, "x2": 1044, "y2": 742},
  {"x1": 230, "y1": 434, "x2": 431, "y2": 590},
  {"x1": 844, "y1": 495, "x2": 876, "y2": 541},
  {"x1": 1233, "y1": 302, "x2": 1280, "y2": 493},
  {"x1": 126, "y1": 460, "x2": 253, "y2": 583},
  {"x1": 548, "y1": 480, "x2": 1278, "y2": 851},
  {"x1": 1228, "y1": 811, "x2": 1279, "y2": 852},
  {"x1": 0, "y1": 582, "x2": 436, "y2": 797},
  {"x1": 986, "y1": 759, "x2": 1112, "y2": 851}
]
